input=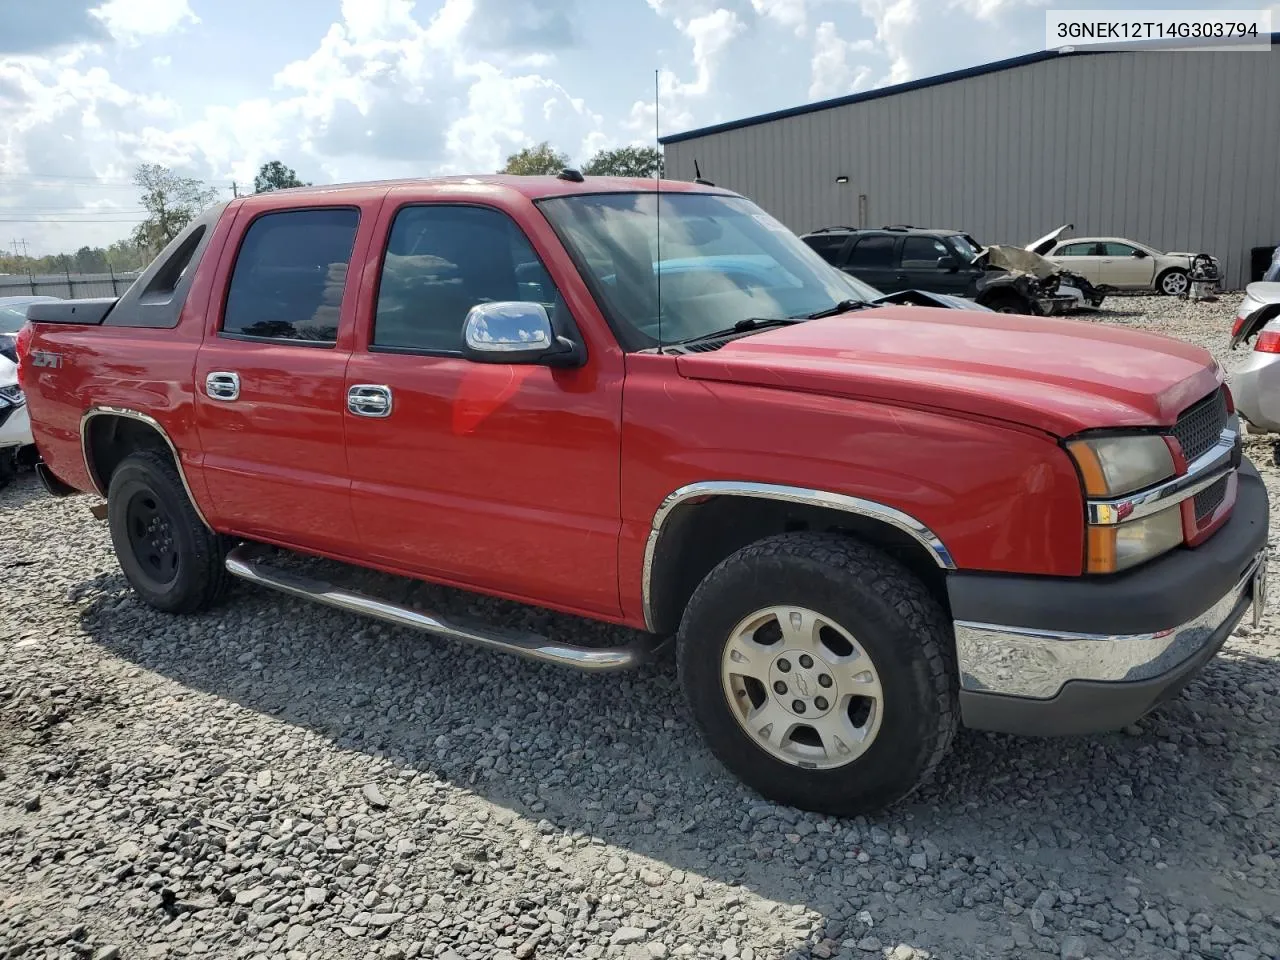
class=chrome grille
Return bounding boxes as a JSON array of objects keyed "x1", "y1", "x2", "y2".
[
  {"x1": 1194, "y1": 476, "x2": 1228, "y2": 521},
  {"x1": 1172, "y1": 389, "x2": 1228, "y2": 462}
]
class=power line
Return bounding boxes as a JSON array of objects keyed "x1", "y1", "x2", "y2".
[{"x1": 0, "y1": 218, "x2": 146, "y2": 224}]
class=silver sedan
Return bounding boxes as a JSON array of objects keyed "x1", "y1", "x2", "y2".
[{"x1": 1229, "y1": 282, "x2": 1280, "y2": 432}]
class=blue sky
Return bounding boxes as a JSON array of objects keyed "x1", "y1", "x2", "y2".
[{"x1": 0, "y1": 0, "x2": 1271, "y2": 255}]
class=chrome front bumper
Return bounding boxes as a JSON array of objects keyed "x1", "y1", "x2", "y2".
[{"x1": 955, "y1": 549, "x2": 1266, "y2": 701}]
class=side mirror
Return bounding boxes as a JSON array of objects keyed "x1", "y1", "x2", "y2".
[
  {"x1": 936, "y1": 256, "x2": 960, "y2": 272},
  {"x1": 1131, "y1": 249, "x2": 1147, "y2": 258},
  {"x1": 461, "y1": 301, "x2": 582, "y2": 367}
]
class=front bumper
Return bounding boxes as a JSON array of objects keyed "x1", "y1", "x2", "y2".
[{"x1": 949, "y1": 459, "x2": 1269, "y2": 735}]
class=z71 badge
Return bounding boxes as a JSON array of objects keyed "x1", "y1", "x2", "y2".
[{"x1": 30, "y1": 350, "x2": 63, "y2": 369}]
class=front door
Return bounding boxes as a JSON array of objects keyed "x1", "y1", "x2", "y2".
[
  {"x1": 1098, "y1": 242, "x2": 1157, "y2": 289},
  {"x1": 194, "y1": 204, "x2": 371, "y2": 554},
  {"x1": 343, "y1": 200, "x2": 624, "y2": 616},
  {"x1": 896, "y1": 235, "x2": 971, "y2": 295}
]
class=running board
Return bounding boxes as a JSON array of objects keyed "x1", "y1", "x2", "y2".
[{"x1": 223, "y1": 544, "x2": 663, "y2": 672}]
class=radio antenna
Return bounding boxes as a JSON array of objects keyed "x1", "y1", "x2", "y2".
[{"x1": 655, "y1": 68, "x2": 663, "y2": 351}]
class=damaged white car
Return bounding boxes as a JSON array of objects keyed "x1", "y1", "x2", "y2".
[{"x1": 1029, "y1": 224, "x2": 1221, "y2": 297}]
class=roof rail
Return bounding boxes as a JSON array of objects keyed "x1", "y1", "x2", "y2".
[
  {"x1": 882, "y1": 224, "x2": 915, "y2": 231},
  {"x1": 808, "y1": 225, "x2": 857, "y2": 234}
]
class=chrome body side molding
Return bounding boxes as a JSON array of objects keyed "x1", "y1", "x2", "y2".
[
  {"x1": 641, "y1": 480, "x2": 956, "y2": 632},
  {"x1": 225, "y1": 544, "x2": 665, "y2": 672},
  {"x1": 79, "y1": 406, "x2": 213, "y2": 529}
]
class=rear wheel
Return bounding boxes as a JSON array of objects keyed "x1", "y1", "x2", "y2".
[
  {"x1": 677, "y1": 532, "x2": 957, "y2": 816},
  {"x1": 107, "y1": 449, "x2": 230, "y2": 613}
]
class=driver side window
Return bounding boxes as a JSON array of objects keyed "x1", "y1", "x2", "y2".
[{"x1": 373, "y1": 205, "x2": 562, "y2": 354}]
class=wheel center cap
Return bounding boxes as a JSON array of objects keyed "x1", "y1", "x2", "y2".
[{"x1": 768, "y1": 649, "x2": 835, "y2": 719}]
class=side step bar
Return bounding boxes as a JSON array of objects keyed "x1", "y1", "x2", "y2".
[{"x1": 223, "y1": 544, "x2": 665, "y2": 673}]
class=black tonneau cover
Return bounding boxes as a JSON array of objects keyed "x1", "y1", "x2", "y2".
[{"x1": 26, "y1": 298, "x2": 118, "y2": 326}]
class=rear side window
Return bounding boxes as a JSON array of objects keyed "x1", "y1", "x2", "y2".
[
  {"x1": 803, "y1": 234, "x2": 849, "y2": 265},
  {"x1": 1100, "y1": 242, "x2": 1138, "y2": 257},
  {"x1": 1056, "y1": 242, "x2": 1095, "y2": 257},
  {"x1": 373, "y1": 205, "x2": 562, "y2": 354},
  {"x1": 847, "y1": 236, "x2": 895, "y2": 268},
  {"x1": 223, "y1": 208, "x2": 360, "y2": 344}
]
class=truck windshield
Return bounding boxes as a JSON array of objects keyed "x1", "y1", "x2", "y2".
[
  {"x1": 538, "y1": 192, "x2": 879, "y2": 348},
  {"x1": 0, "y1": 304, "x2": 30, "y2": 334}
]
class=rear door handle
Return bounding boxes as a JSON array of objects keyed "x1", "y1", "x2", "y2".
[
  {"x1": 348, "y1": 384, "x2": 393, "y2": 418},
  {"x1": 205, "y1": 372, "x2": 240, "y2": 401}
]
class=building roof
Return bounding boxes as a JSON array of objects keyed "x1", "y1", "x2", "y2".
[{"x1": 659, "y1": 33, "x2": 1280, "y2": 145}]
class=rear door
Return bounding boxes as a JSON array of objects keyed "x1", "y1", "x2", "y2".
[
  {"x1": 842, "y1": 235, "x2": 900, "y2": 290},
  {"x1": 193, "y1": 199, "x2": 379, "y2": 554},
  {"x1": 1098, "y1": 241, "x2": 1157, "y2": 289},
  {"x1": 1051, "y1": 241, "x2": 1105, "y2": 283}
]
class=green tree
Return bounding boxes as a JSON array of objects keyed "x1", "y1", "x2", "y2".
[
  {"x1": 254, "y1": 160, "x2": 309, "y2": 194},
  {"x1": 499, "y1": 141, "x2": 571, "y2": 176},
  {"x1": 582, "y1": 145, "x2": 662, "y2": 178},
  {"x1": 131, "y1": 164, "x2": 221, "y2": 252}
]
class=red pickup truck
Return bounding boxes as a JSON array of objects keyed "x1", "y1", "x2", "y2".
[{"x1": 17, "y1": 175, "x2": 1269, "y2": 815}]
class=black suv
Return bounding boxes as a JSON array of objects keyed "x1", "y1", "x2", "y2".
[{"x1": 801, "y1": 225, "x2": 1074, "y2": 315}]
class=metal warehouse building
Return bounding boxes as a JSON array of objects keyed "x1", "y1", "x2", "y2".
[{"x1": 660, "y1": 37, "x2": 1280, "y2": 289}]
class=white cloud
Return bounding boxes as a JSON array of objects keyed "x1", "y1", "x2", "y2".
[
  {"x1": 858, "y1": 0, "x2": 919, "y2": 85},
  {"x1": 90, "y1": 0, "x2": 199, "y2": 44},
  {"x1": 808, "y1": 21, "x2": 874, "y2": 100},
  {"x1": 752, "y1": 0, "x2": 808, "y2": 35}
]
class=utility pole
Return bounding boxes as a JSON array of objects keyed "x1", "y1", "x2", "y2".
[
  {"x1": 19, "y1": 239, "x2": 28, "y2": 258},
  {"x1": 232, "y1": 181, "x2": 239, "y2": 198}
]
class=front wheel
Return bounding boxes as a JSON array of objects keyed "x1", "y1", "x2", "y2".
[
  {"x1": 107, "y1": 449, "x2": 230, "y2": 614},
  {"x1": 1158, "y1": 268, "x2": 1189, "y2": 296},
  {"x1": 677, "y1": 533, "x2": 957, "y2": 816}
]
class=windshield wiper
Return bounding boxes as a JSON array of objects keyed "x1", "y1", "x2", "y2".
[
  {"x1": 803, "y1": 299, "x2": 869, "y2": 320},
  {"x1": 673, "y1": 316, "x2": 804, "y2": 346}
]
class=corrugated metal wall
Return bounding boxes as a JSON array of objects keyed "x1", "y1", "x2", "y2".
[{"x1": 663, "y1": 49, "x2": 1280, "y2": 289}]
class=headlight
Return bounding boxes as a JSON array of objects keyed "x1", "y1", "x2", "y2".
[
  {"x1": 1086, "y1": 506, "x2": 1184, "y2": 574},
  {"x1": 1066, "y1": 435, "x2": 1176, "y2": 497}
]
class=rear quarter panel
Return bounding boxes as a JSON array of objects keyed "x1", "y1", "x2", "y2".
[
  {"x1": 618, "y1": 354, "x2": 1085, "y2": 624},
  {"x1": 24, "y1": 206, "x2": 237, "y2": 510}
]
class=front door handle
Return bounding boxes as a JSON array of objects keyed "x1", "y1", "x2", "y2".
[
  {"x1": 348, "y1": 384, "x2": 393, "y2": 418},
  {"x1": 205, "y1": 371, "x2": 240, "y2": 401}
]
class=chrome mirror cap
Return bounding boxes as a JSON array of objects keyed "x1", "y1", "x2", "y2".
[{"x1": 463, "y1": 301, "x2": 553, "y2": 356}]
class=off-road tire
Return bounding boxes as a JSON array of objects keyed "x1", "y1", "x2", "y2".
[
  {"x1": 107, "y1": 448, "x2": 230, "y2": 614},
  {"x1": 677, "y1": 532, "x2": 957, "y2": 816},
  {"x1": 1158, "y1": 268, "x2": 1189, "y2": 297}
]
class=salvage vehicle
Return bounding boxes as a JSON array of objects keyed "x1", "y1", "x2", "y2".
[
  {"x1": 18, "y1": 176, "x2": 1269, "y2": 816},
  {"x1": 0, "y1": 350, "x2": 31, "y2": 488},
  {"x1": 1227, "y1": 281, "x2": 1280, "y2": 432},
  {"x1": 1029, "y1": 225, "x2": 1221, "y2": 297},
  {"x1": 801, "y1": 225, "x2": 1075, "y2": 315},
  {"x1": 983, "y1": 243, "x2": 1105, "y2": 312}
]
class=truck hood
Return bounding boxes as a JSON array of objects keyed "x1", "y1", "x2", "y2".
[
  {"x1": 675, "y1": 306, "x2": 1221, "y2": 437},
  {"x1": 1026, "y1": 223, "x2": 1073, "y2": 256}
]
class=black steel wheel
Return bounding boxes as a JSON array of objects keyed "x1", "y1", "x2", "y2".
[{"x1": 107, "y1": 448, "x2": 230, "y2": 613}]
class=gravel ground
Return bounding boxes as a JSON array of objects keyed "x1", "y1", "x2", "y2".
[{"x1": 2, "y1": 292, "x2": 1278, "y2": 960}]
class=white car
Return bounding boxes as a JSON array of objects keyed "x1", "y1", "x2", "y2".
[
  {"x1": 1027, "y1": 225, "x2": 1220, "y2": 296},
  {"x1": 1228, "y1": 282, "x2": 1280, "y2": 432},
  {"x1": 0, "y1": 353, "x2": 31, "y2": 487}
]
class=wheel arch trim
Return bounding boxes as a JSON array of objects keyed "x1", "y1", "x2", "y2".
[
  {"x1": 641, "y1": 480, "x2": 956, "y2": 632},
  {"x1": 79, "y1": 406, "x2": 212, "y2": 529}
]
